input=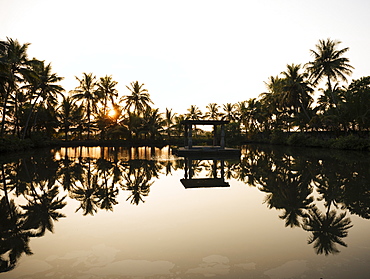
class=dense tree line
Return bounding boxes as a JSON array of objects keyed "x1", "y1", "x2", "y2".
[{"x1": 1, "y1": 37, "x2": 370, "y2": 147}]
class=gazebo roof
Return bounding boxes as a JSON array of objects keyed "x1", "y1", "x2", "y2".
[{"x1": 180, "y1": 119, "x2": 229, "y2": 125}]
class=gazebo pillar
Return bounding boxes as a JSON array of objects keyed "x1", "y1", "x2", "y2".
[
  {"x1": 213, "y1": 124, "x2": 217, "y2": 146},
  {"x1": 188, "y1": 124, "x2": 193, "y2": 149},
  {"x1": 220, "y1": 124, "x2": 225, "y2": 149}
]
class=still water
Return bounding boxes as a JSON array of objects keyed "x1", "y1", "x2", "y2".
[{"x1": 0, "y1": 145, "x2": 370, "y2": 279}]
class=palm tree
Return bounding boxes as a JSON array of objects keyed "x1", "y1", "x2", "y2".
[
  {"x1": 0, "y1": 38, "x2": 32, "y2": 137},
  {"x1": 205, "y1": 103, "x2": 220, "y2": 120},
  {"x1": 95, "y1": 75, "x2": 118, "y2": 140},
  {"x1": 120, "y1": 81, "x2": 153, "y2": 116},
  {"x1": 173, "y1": 114, "x2": 186, "y2": 137},
  {"x1": 141, "y1": 108, "x2": 163, "y2": 140},
  {"x1": 240, "y1": 98, "x2": 261, "y2": 133},
  {"x1": 96, "y1": 75, "x2": 118, "y2": 116},
  {"x1": 186, "y1": 105, "x2": 202, "y2": 120},
  {"x1": 71, "y1": 73, "x2": 100, "y2": 140},
  {"x1": 305, "y1": 38, "x2": 354, "y2": 107},
  {"x1": 21, "y1": 61, "x2": 64, "y2": 139},
  {"x1": 163, "y1": 108, "x2": 176, "y2": 139},
  {"x1": 221, "y1": 103, "x2": 236, "y2": 121},
  {"x1": 57, "y1": 95, "x2": 84, "y2": 140},
  {"x1": 280, "y1": 64, "x2": 314, "y2": 124}
]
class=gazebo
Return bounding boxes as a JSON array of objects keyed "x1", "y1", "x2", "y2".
[{"x1": 173, "y1": 119, "x2": 240, "y2": 156}]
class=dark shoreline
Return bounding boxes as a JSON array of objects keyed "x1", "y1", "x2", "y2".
[{"x1": 1, "y1": 131, "x2": 370, "y2": 155}]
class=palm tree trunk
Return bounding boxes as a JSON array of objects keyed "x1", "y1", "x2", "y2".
[
  {"x1": 0, "y1": 88, "x2": 11, "y2": 137},
  {"x1": 22, "y1": 93, "x2": 41, "y2": 139}
]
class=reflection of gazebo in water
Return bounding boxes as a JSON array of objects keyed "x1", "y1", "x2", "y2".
[
  {"x1": 181, "y1": 157, "x2": 230, "y2": 189},
  {"x1": 173, "y1": 120, "x2": 241, "y2": 157},
  {"x1": 174, "y1": 120, "x2": 240, "y2": 188}
]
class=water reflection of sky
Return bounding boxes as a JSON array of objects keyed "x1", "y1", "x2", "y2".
[{"x1": 1, "y1": 146, "x2": 370, "y2": 279}]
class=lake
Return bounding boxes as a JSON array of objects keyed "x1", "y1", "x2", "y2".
[{"x1": 0, "y1": 144, "x2": 370, "y2": 279}]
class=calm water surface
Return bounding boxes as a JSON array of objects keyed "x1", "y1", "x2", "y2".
[{"x1": 0, "y1": 145, "x2": 370, "y2": 279}]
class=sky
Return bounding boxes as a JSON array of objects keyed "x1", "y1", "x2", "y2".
[{"x1": 1, "y1": 0, "x2": 370, "y2": 114}]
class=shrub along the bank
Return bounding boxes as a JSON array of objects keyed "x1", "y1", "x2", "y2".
[{"x1": 247, "y1": 132, "x2": 370, "y2": 151}]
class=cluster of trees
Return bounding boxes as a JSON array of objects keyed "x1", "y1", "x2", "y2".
[
  {"x1": 1, "y1": 37, "x2": 370, "y2": 145},
  {"x1": 1, "y1": 143, "x2": 369, "y2": 271}
]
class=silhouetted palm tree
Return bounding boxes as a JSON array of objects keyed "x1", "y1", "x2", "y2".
[
  {"x1": 0, "y1": 38, "x2": 33, "y2": 137},
  {"x1": 96, "y1": 75, "x2": 118, "y2": 116},
  {"x1": 57, "y1": 95, "x2": 84, "y2": 140},
  {"x1": 280, "y1": 63, "x2": 313, "y2": 123},
  {"x1": 305, "y1": 38, "x2": 354, "y2": 107},
  {"x1": 205, "y1": 103, "x2": 220, "y2": 120},
  {"x1": 96, "y1": 75, "x2": 118, "y2": 139},
  {"x1": 186, "y1": 105, "x2": 202, "y2": 120},
  {"x1": 141, "y1": 108, "x2": 163, "y2": 140},
  {"x1": 163, "y1": 108, "x2": 176, "y2": 139},
  {"x1": 221, "y1": 103, "x2": 236, "y2": 121},
  {"x1": 121, "y1": 81, "x2": 153, "y2": 116},
  {"x1": 71, "y1": 73, "x2": 100, "y2": 140},
  {"x1": 21, "y1": 61, "x2": 64, "y2": 139}
]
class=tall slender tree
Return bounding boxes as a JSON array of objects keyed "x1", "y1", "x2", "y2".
[
  {"x1": 96, "y1": 75, "x2": 118, "y2": 116},
  {"x1": 280, "y1": 63, "x2": 313, "y2": 123},
  {"x1": 121, "y1": 81, "x2": 153, "y2": 116},
  {"x1": 71, "y1": 73, "x2": 100, "y2": 140},
  {"x1": 22, "y1": 61, "x2": 64, "y2": 139},
  {"x1": 205, "y1": 103, "x2": 220, "y2": 120},
  {"x1": 305, "y1": 38, "x2": 354, "y2": 107},
  {"x1": 0, "y1": 38, "x2": 32, "y2": 137}
]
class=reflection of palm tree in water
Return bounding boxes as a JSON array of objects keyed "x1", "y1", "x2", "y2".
[
  {"x1": 0, "y1": 198, "x2": 34, "y2": 273},
  {"x1": 0, "y1": 163, "x2": 66, "y2": 272},
  {"x1": 21, "y1": 185, "x2": 66, "y2": 236},
  {"x1": 302, "y1": 206, "x2": 352, "y2": 255},
  {"x1": 0, "y1": 164, "x2": 32, "y2": 272},
  {"x1": 70, "y1": 157, "x2": 100, "y2": 215},
  {"x1": 95, "y1": 158, "x2": 118, "y2": 211},
  {"x1": 122, "y1": 168, "x2": 153, "y2": 205},
  {"x1": 259, "y1": 167, "x2": 314, "y2": 228}
]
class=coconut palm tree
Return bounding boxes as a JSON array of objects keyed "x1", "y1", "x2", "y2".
[
  {"x1": 221, "y1": 103, "x2": 236, "y2": 121},
  {"x1": 21, "y1": 61, "x2": 64, "y2": 139},
  {"x1": 205, "y1": 103, "x2": 220, "y2": 120},
  {"x1": 121, "y1": 81, "x2": 153, "y2": 116},
  {"x1": 71, "y1": 73, "x2": 100, "y2": 140},
  {"x1": 163, "y1": 108, "x2": 176, "y2": 139},
  {"x1": 96, "y1": 75, "x2": 118, "y2": 116},
  {"x1": 57, "y1": 95, "x2": 84, "y2": 141},
  {"x1": 141, "y1": 108, "x2": 163, "y2": 140},
  {"x1": 280, "y1": 63, "x2": 314, "y2": 124},
  {"x1": 186, "y1": 105, "x2": 202, "y2": 120},
  {"x1": 305, "y1": 38, "x2": 354, "y2": 107},
  {"x1": 0, "y1": 38, "x2": 32, "y2": 137}
]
